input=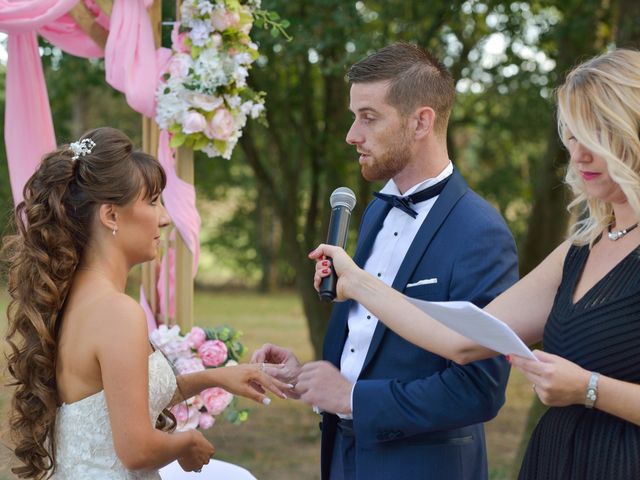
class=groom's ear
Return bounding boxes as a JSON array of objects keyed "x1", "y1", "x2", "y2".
[{"x1": 98, "y1": 203, "x2": 118, "y2": 233}]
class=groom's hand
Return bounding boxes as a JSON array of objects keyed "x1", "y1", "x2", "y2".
[
  {"x1": 296, "y1": 361, "x2": 352, "y2": 415},
  {"x1": 251, "y1": 343, "x2": 302, "y2": 395}
]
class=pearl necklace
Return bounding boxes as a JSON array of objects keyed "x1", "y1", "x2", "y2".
[{"x1": 607, "y1": 222, "x2": 639, "y2": 241}]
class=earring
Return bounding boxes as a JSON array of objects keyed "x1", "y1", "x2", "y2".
[{"x1": 112, "y1": 228, "x2": 117, "y2": 236}]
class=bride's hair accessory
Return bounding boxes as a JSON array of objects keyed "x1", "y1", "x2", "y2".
[{"x1": 69, "y1": 138, "x2": 96, "y2": 161}]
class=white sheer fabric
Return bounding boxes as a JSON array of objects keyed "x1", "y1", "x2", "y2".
[
  {"x1": 160, "y1": 459, "x2": 257, "y2": 479},
  {"x1": 53, "y1": 350, "x2": 177, "y2": 479}
]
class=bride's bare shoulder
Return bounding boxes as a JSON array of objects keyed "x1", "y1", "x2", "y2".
[{"x1": 83, "y1": 292, "x2": 147, "y2": 339}]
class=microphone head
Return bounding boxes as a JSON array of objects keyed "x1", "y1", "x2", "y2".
[{"x1": 330, "y1": 187, "x2": 357, "y2": 211}]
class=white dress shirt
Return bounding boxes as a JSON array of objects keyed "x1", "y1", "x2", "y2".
[{"x1": 339, "y1": 162, "x2": 454, "y2": 418}]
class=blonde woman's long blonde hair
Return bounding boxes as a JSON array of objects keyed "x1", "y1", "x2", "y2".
[{"x1": 559, "y1": 49, "x2": 640, "y2": 245}]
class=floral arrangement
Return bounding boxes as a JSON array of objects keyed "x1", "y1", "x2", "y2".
[
  {"x1": 156, "y1": 0, "x2": 289, "y2": 159},
  {"x1": 150, "y1": 324, "x2": 248, "y2": 430}
]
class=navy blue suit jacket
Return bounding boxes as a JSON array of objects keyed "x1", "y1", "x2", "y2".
[{"x1": 320, "y1": 170, "x2": 518, "y2": 480}]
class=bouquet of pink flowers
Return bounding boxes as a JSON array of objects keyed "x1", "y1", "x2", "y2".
[{"x1": 150, "y1": 324, "x2": 249, "y2": 431}]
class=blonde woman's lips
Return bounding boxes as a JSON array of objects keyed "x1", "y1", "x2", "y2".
[{"x1": 580, "y1": 171, "x2": 601, "y2": 181}]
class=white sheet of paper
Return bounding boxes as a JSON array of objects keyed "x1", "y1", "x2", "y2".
[{"x1": 406, "y1": 297, "x2": 537, "y2": 361}]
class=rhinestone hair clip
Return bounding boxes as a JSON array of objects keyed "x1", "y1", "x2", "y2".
[{"x1": 69, "y1": 138, "x2": 96, "y2": 160}]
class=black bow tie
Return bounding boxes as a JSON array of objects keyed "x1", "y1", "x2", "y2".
[{"x1": 373, "y1": 175, "x2": 450, "y2": 219}]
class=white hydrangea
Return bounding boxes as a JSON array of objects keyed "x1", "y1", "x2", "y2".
[
  {"x1": 156, "y1": 0, "x2": 272, "y2": 159},
  {"x1": 197, "y1": 0, "x2": 214, "y2": 15},
  {"x1": 189, "y1": 19, "x2": 213, "y2": 47}
]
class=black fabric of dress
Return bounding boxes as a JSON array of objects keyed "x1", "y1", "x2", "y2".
[{"x1": 518, "y1": 244, "x2": 640, "y2": 480}]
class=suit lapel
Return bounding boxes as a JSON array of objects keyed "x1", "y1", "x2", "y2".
[
  {"x1": 359, "y1": 170, "x2": 469, "y2": 375},
  {"x1": 323, "y1": 200, "x2": 392, "y2": 366},
  {"x1": 353, "y1": 201, "x2": 392, "y2": 267}
]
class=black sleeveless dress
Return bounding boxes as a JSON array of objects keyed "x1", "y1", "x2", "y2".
[{"x1": 518, "y1": 244, "x2": 640, "y2": 480}]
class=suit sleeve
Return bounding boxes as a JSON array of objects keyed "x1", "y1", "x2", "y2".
[{"x1": 352, "y1": 212, "x2": 518, "y2": 443}]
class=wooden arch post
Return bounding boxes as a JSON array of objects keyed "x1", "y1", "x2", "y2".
[{"x1": 70, "y1": 0, "x2": 195, "y2": 331}]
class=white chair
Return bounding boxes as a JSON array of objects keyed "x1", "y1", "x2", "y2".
[{"x1": 160, "y1": 459, "x2": 257, "y2": 479}]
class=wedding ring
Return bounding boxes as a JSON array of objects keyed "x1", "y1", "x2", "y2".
[{"x1": 260, "y1": 362, "x2": 265, "y2": 371}]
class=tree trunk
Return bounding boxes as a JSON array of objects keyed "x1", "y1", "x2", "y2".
[{"x1": 614, "y1": 0, "x2": 640, "y2": 48}]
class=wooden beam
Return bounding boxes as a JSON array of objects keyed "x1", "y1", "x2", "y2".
[
  {"x1": 174, "y1": 146, "x2": 195, "y2": 330},
  {"x1": 68, "y1": 3, "x2": 108, "y2": 50},
  {"x1": 93, "y1": 0, "x2": 113, "y2": 18}
]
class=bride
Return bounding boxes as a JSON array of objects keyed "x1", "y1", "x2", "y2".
[{"x1": 3, "y1": 127, "x2": 287, "y2": 479}]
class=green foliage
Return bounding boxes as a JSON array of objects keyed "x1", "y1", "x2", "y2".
[
  {"x1": 203, "y1": 324, "x2": 247, "y2": 361},
  {"x1": 0, "y1": 61, "x2": 13, "y2": 226},
  {"x1": 40, "y1": 43, "x2": 141, "y2": 145}
]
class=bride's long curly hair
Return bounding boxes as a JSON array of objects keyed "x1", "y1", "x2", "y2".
[{"x1": 3, "y1": 127, "x2": 166, "y2": 479}]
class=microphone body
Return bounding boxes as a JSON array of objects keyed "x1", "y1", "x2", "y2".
[{"x1": 319, "y1": 187, "x2": 356, "y2": 302}]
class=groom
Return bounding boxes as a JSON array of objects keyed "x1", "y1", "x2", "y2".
[{"x1": 253, "y1": 43, "x2": 518, "y2": 479}]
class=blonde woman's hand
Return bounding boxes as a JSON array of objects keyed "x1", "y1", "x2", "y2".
[
  {"x1": 308, "y1": 244, "x2": 360, "y2": 302},
  {"x1": 510, "y1": 350, "x2": 591, "y2": 407}
]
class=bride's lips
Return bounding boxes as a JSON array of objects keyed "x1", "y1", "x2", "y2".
[{"x1": 580, "y1": 171, "x2": 601, "y2": 181}]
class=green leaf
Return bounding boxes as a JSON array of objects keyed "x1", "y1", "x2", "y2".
[
  {"x1": 169, "y1": 133, "x2": 186, "y2": 148},
  {"x1": 194, "y1": 135, "x2": 210, "y2": 150}
]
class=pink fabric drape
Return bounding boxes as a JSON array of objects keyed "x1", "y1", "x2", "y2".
[
  {"x1": 105, "y1": 0, "x2": 157, "y2": 118},
  {"x1": 157, "y1": 229, "x2": 176, "y2": 320},
  {"x1": 0, "y1": 0, "x2": 78, "y2": 204},
  {"x1": 4, "y1": 30, "x2": 57, "y2": 203},
  {"x1": 39, "y1": 12, "x2": 103, "y2": 58},
  {"x1": 158, "y1": 130, "x2": 201, "y2": 274}
]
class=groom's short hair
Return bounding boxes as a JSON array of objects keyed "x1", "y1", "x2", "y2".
[{"x1": 347, "y1": 42, "x2": 455, "y2": 136}]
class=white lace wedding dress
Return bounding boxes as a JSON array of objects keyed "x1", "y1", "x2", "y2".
[{"x1": 52, "y1": 350, "x2": 177, "y2": 479}]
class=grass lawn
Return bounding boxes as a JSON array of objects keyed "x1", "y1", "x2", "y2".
[{"x1": 0, "y1": 290, "x2": 534, "y2": 480}]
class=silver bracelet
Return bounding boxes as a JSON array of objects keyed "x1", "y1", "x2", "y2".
[{"x1": 585, "y1": 372, "x2": 600, "y2": 409}]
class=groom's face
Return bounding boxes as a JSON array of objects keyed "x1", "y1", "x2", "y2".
[{"x1": 346, "y1": 81, "x2": 413, "y2": 182}]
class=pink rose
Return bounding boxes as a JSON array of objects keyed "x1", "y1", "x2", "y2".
[
  {"x1": 192, "y1": 394, "x2": 204, "y2": 410},
  {"x1": 182, "y1": 111, "x2": 207, "y2": 134},
  {"x1": 211, "y1": 10, "x2": 240, "y2": 32},
  {"x1": 162, "y1": 338, "x2": 191, "y2": 361},
  {"x1": 174, "y1": 357, "x2": 205, "y2": 375},
  {"x1": 171, "y1": 403, "x2": 201, "y2": 431},
  {"x1": 198, "y1": 339, "x2": 228, "y2": 367},
  {"x1": 168, "y1": 53, "x2": 191, "y2": 79},
  {"x1": 187, "y1": 326, "x2": 207, "y2": 349},
  {"x1": 204, "y1": 108, "x2": 235, "y2": 141},
  {"x1": 171, "y1": 403, "x2": 189, "y2": 423},
  {"x1": 171, "y1": 23, "x2": 190, "y2": 53},
  {"x1": 186, "y1": 92, "x2": 223, "y2": 112},
  {"x1": 198, "y1": 414, "x2": 215, "y2": 430},
  {"x1": 201, "y1": 387, "x2": 233, "y2": 415}
]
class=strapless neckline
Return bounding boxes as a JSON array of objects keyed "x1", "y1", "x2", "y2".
[{"x1": 59, "y1": 350, "x2": 164, "y2": 409}]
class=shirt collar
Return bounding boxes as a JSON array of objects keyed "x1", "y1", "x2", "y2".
[{"x1": 380, "y1": 161, "x2": 454, "y2": 197}]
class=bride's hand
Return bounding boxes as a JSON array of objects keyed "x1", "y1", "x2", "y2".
[
  {"x1": 308, "y1": 244, "x2": 360, "y2": 302},
  {"x1": 178, "y1": 430, "x2": 214, "y2": 473},
  {"x1": 212, "y1": 364, "x2": 291, "y2": 404}
]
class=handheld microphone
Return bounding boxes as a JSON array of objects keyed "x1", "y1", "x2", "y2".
[{"x1": 319, "y1": 187, "x2": 357, "y2": 303}]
